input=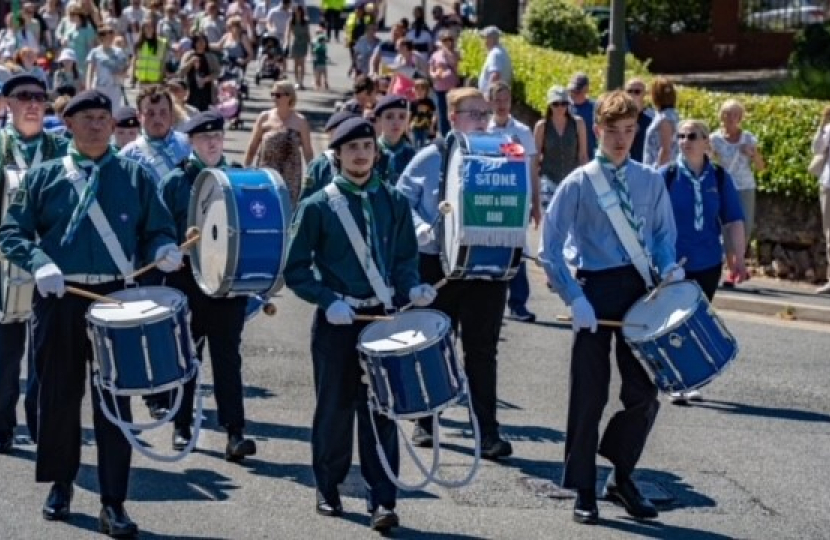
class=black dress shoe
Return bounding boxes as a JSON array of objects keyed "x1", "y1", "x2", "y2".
[
  {"x1": 147, "y1": 403, "x2": 170, "y2": 421},
  {"x1": 172, "y1": 425, "x2": 192, "y2": 451},
  {"x1": 225, "y1": 432, "x2": 256, "y2": 462},
  {"x1": 99, "y1": 504, "x2": 138, "y2": 538},
  {"x1": 42, "y1": 482, "x2": 73, "y2": 521},
  {"x1": 411, "y1": 424, "x2": 433, "y2": 447},
  {"x1": 370, "y1": 506, "x2": 400, "y2": 532},
  {"x1": 604, "y1": 477, "x2": 658, "y2": 519},
  {"x1": 315, "y1": 490, "x2": 343, "y2": 517},
  {"x1": 481, "y1": 435, "x2": 513, "y2": 460},
  {"x1": 573, "y1": 489, "x2": 599, "y2": 524}
]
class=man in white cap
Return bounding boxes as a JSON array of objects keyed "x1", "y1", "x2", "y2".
[{"x1": 478, "y1": 26, "x2": 512, "y2": 93}]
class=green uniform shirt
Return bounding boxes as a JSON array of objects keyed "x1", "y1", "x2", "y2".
[
  {"x1": 299, "y1": 150, "x2": 336, "y2": 202},
  {"x1": 377, "y1": 137, "x2": 417, "y2": 187},
  {"x1": 285, "y1": 175, "x2": 420, "y2": 310},
  {"x1": 0, "y1": 155, "x2": 177, "y2": 275},
  {"x1": 0, "y1": 131, "x2": 69, "y2": 169}
]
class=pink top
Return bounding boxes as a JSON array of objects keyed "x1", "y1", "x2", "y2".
[{"x1": 429, "y1": 48, "x2": 460, "y2": 92}]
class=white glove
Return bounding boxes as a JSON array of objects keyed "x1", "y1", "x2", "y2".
[
  {"x1": 325, "y1": 300, "x2": 355, "y2": 325},
  {"x1": 661, "y1": 263, "x2": 685, "y2": 284},
  {"x1": 34, "y1": 263, "x2": 65, "y2": 298},
  {"x1": 570, "y1": 296, "x2": 597, "y2": 333},
  {"x1": 155, "y1": 244, "x2": 183, "y2": 273},
  {"x1": 415, "y1": 222, "x2": 434, "y2": 247},
  {"x1": 408, "y1": 283, "x2": 437, "y2": 307}
]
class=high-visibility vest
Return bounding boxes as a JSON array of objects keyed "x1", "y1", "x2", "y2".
[
  {"x1": 135, "y1": 38, "x2": 167, "y2": 83},
  {"x1": 322, "y1": 0, "x2": 346, "y2": 9}
]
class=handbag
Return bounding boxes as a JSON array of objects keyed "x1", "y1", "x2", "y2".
[{"x1": 808, "y1": 150, "x2": 828, "y2": 178}]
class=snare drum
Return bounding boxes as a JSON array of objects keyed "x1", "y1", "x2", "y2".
[
  {"x1": 357, "y1": 309, "x2": 463, "y2": 419},
  {"x1": 87, "y1": 286, "x2": 197, "y2": 395},
  {"x1": 0, "y1": 168, "x2": 34, "y2": 323},
  {"x1": 439, "y1": 131, "x2": 529, "y2": 280},
  {"x1": 187, "y1": 168, "x2": 291, "y2": 298},
  {"x1": 623, "y1": 280, "x2": 739, "y2": 394}
]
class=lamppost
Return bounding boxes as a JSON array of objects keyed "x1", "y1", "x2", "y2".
[{"x1": 605, "y1": 0, "x2": 626, "y2": 91}]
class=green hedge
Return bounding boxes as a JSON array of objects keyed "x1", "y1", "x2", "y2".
[{"x1": 459, "y1": 32, "x2": 826, "y2": 201}]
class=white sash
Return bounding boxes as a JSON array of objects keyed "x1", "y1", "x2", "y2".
[
  {"x1": 584, "y1": 161, "x2": 654, "y2": 288},
  {"x1": 62, "y1": 156, "x2": 135, "y2": 284},
  {"x1": 3, "y1": 131, "x2": 43, "y2": 170},
  {"x1": 324, "y1": 183, "x2": 393, "y2": 310},
  {"x1": 136, "y1": 137, "x2": 173, "y2": 180}
]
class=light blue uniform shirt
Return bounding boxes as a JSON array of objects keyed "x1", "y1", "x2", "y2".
[
  {"x1": 118, "y1": 130, "x2": 191, "y2": 185},
  {"x1": 396, "y1": 144, "x2": 442, "y2": 255},
  {"x1": 538, "y1": 158, "x2": 678, "y2": 306}
]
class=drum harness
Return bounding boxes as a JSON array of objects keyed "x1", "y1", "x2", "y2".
[
  {"x1": 63, "y1": 156, "x2": 203, "y2": 463},
  {"x1": 325, "y1": 167, "x2": 481, "y2": 491}
]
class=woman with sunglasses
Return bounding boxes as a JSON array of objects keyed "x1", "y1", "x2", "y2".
[
  {"x1": 429, "y1": 29, "x2": 460, "y2": 136},
  {"x1": 661, "y1": 119, "x2": 747, "y2": 404},
  {"x1": 86, "y1": 25, "x2": 130, "y2": 108},
  {"x1": 534, "y1": 85, "x2": 588, "y2": 207},
  {"x1": 243, "y1": 79, "x2": 314, "y2": 207}
]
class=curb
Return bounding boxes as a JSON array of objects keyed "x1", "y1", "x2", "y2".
[{"x1": 712, "y1": 292, "x2": 830, "y2": 325}]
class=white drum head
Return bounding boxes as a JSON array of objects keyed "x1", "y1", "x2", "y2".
[
  {"x1": 623, "y1": 281, "x2": 701, "y2": 341},
  {"x1": 189, "y1": 170, "x2": 235, "y2": 295},
  {"x1": 358, "y1": 309, "x2": 450, "y2": 355},
  {"x1": 441, "y1": 141, "x2": 464, "y2": 271},
  {"x1": 88, "y1": 286, "x2": 185, "y2": 326}
]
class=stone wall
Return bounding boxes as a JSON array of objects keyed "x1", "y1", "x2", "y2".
[{"x1": 510, "y1": 98, "x2": 827, "y2": 282}]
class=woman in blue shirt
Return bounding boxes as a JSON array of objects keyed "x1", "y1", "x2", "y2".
[{"x1": 662, "y1": 119, "x2": 747, "y2": 403}]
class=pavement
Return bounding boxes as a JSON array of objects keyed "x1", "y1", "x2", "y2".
[{"x1": 1, "y1": 2, "x2": 830, "y2": 540}]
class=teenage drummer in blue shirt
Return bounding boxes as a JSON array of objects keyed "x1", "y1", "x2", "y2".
[
  {"x1": 539, "y1": 90, "x2": 682, "y2": 526},
  {"x1": 158, "y1": 110, "x2": 257, "y2": 461},
  {"x1": 660, "y1": 119, "x2": 747, "y2": 404}
]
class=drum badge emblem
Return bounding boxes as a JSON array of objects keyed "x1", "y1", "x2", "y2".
[
  {"x1": 250, "y1": 200, "x2": 266, "y2": 218},
  {"x1": 669, "y1": 333, "x2": 684, "y2": 348}
]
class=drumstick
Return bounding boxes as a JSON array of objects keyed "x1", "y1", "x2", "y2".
[
  {"x1": 123, "y1": 227, "x2": 202, "y2": 282},
  {"x1": 66, "y1": 286, "x2": 122, "y2": 305},
  {"x1": 354, "y1": 314, "x2": 395, "y2": 322},
  {"x1": 555, "y1": 315, "x2": 647, "y2": 329},
  {"x1": 522, "y1": 253, "x2": 542, "y2": 267},
  {"x1": 399, "y1": 277, "x2": 449, "y2": 312},
  {"x1": 644, "y1": 256, "x2": 688, "y2": 303},
  {"x1": 425, "y1": 201, "x2": 453, "y2": 233}
]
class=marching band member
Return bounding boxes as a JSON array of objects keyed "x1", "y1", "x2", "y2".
[
  {"x1": 299, "y1": 110, "x2": 358, "y2": 202},
  {"x1": 538, "y1": 90, "x2": 680, "y2": 524},
  {"x1": 119, "y1": 84, "x2": 190, "y2": 420},
  {"x1": 119, "y1": 85, "x2": 191, "y2": 185},
  {"x1": 159, "y1": 111, "x2": 257, "y2": 460},
  {"x1": 373, "y1": 94, "x2": 416, "y2": 187},
  {"x1": 0, "y1": 73, "x2": 69, "y2": 454},
  {"x1": 111, "y1": 107, "x2": 141, "y2": 152},
  {"x1": 0, "y1": 90, "x2": 180, "y2": 538},
  {"x1": 397, "y1": 87, "x2": 514, "y2": 459},
  {"x1": 284, "y1": 117, "x2": 435, "y2": 532}
]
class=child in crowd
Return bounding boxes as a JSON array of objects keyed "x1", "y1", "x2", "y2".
[
  {"x1": 53, "y1": 48, "x2": 83, "y2": 94},
  {"x1": 410, "y1": 78, "x2": 436, "y2": 148},
  {"x1": 312, "y1": 30, "x2": 328, "y2": 91}
]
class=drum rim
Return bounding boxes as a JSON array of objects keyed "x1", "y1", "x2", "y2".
[
  {"x1": 86, "y1": 285, "x2": 188, "y2": 327},
  {"x1": 622, "y1": 280, "x2": 705, "y2": 341},
  {"x1": 356, "y1": 308, "x2": 452, "y2": 356},
  {"x1": 96, "y1": 362, "x2": 198, "y2": 396},
  {"x1": 257, "y1": 167, "x2": 291, "y2": 298}
]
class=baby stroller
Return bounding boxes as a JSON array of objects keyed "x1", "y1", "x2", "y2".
[
  {"x1": 219, "y1": 52, "x2": 250, "y2": 101},
  {"x1": 214, "y1": 79, "x2": 243, "y2": 130},
  {"x1": 254, "y1": 33, "x2": 284, "y2": 86}
]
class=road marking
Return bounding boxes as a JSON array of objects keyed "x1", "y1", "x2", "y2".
[{"x1": 719, "y1": 309, "x2": 830, "y2": 333}]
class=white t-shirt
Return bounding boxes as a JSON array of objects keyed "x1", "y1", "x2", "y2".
[
  {"x1": 267, "y1": 6, "x2": 293, "y2": 40},
  {"x1": 120, "y1": 6, "x2": 147, "y2": 50},
  {"x1": 710, "y1": 129, "x2": 758, "y2": 191},
  {"x1": 478, "y1": 45, "x2": 512, "y2": 93}
]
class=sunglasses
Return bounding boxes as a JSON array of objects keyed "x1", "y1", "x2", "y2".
[
  {"x1": 626, "y1": 88, "x2": 644, "y2": 95},
  {"x1": 10, "y1": 91, "x2": 48, "y2": 103},
  {"x1": 271, "y1": 92, "x2": 290, "y2": 98},
  {"x1": 99, "y1": 30, "x2": 113, "y2": 36},
  {"x1": 677, "y1": 132, "x2": 703, "y2": 141},
  {"x1": 441, "y1": 37, "x2": 454, "y2": 42},
  {"x1": 550, "y1": 101, "x2": 569, "y2": 108}
]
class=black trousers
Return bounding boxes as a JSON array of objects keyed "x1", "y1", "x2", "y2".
[
  {"x1": 32, "y1": 282, "x2": 132, "y2": 506},
  {"x1": 311, "y1": 307, "x2": 398, "y2": 512},
  {"x1": 417, "y1": 254, "x2": 508, "y2": 439},
  {"x1": 0, "y1": 321, "x2": 38, "y2": 440},
  {"x1": 165, "y1": 264, "x2": 248, "y2": 432},
  {"x1": 686, "y1": 263, "x2": 722, "y2": 302},
  {"x1": 561, "y1": 265, "x2": 659, "y2": 490},
  {"x1": 324, "y1": 9, "x2": 342, "y2": 40}
]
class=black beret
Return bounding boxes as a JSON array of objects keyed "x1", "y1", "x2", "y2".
[
  {"x1": 373, "y1": 95, "x2": 409, "y2": 117},
  {"x1": 1, "y1": 73, "x2": 46, "y2": 97},
  {"x1": 63, "y1": 90, "x2": 112, "y2": 117},
  {"x1": 180, "y1": 110, "x2": 225, "y2": 135},
  {"x1": 325, "y1": 110, "x2": 359, "y2": 132},
  {"x1": 329, "y1": 117, "x2": 376, "y2": 150},
  {"x1": 113, "y1": 107, "x2": 139, "y2": 128}
]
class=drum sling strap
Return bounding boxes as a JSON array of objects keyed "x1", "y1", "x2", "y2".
[
  {"x1": 584, "y1": 160, "x2": 655, "y2": 289},
  {"x1": 323, "y1": 183, "x2": 393, "y2": 310},
  {"x1": 62, "y1": 156, "x2": 136, "y2": 285}
]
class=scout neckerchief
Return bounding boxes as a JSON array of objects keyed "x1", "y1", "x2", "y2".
[
  {"x1": 677, "y1": 157, "x2": 707, "y2": 231},
  {"x1": 377, "y1": 135, "x2": 408, "y2": 181},
  {"x1": 596, "y1": 151, "x2": 643, "y2": 243},
  {"x1": 61, "y1": 143, "x2": 115, "y2": 246},
  {"x1": 4, "y1": 124, "x2": 43, "y2": 169},
  {"x1": 332, "y1": 173, "x2": 386, "y2": 278},
  {"x1": 145, "y1": 129, "x2": 180, "y2": 170},
  {"x1": 188, "y1": 151, "x2": 227, "y2": 174}
]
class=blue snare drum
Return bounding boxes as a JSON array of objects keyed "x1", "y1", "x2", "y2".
[
  {"x1": 188, "y1": 167, "x2": 291, "y2": 298},
  {"x1": 623, "y1": 280, "x2": 739, "y2": 394},
  {"x1": 357, "y1": 310, "x2": 463, "y2": 419},
  {"x1": 439, "y1": 131, "x2": 529, "y2": 280},
  {"x1": 87, "y1": 286, "x2": 197, "y2": 394}
]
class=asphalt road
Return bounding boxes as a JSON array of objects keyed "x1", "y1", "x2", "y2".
[{"x1": 2, "y1": 2, "x2": 830, "y2": 539}]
